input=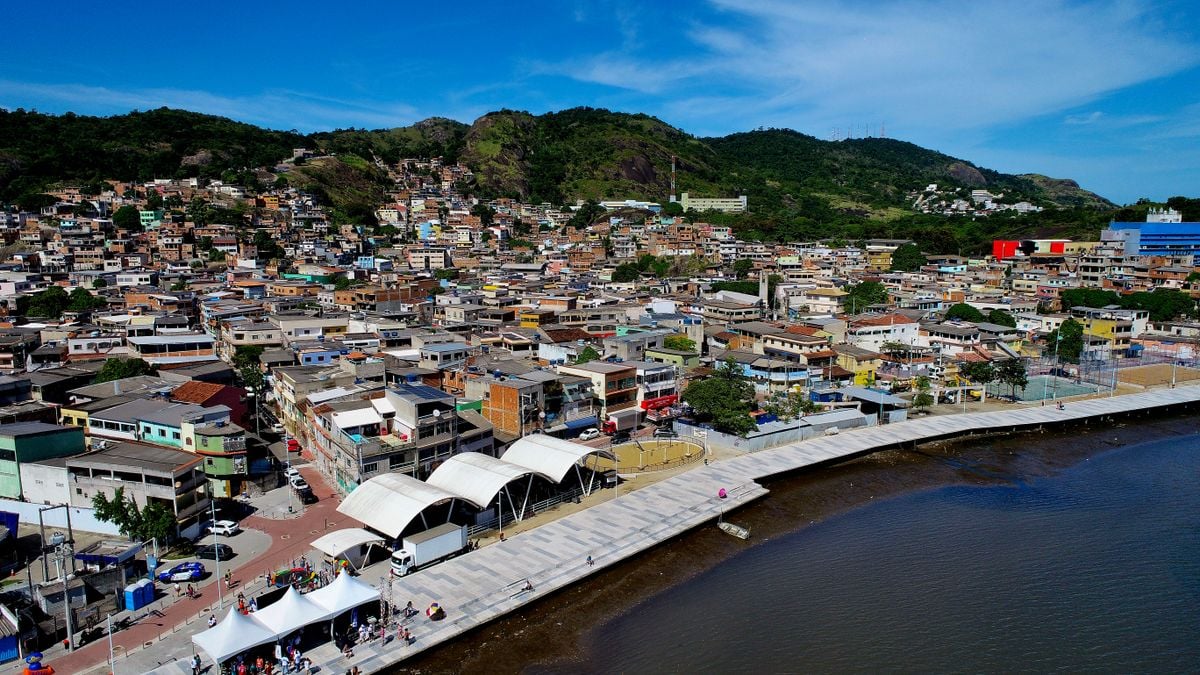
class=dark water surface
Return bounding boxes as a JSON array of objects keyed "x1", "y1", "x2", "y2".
[{"x1": 556, "y1": 432, "x2": 1200, "y2": 674}]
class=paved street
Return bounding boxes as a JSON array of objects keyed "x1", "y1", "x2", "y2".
[{"x1": 10, "y1": 464, "x2": 357, "y2": 675}]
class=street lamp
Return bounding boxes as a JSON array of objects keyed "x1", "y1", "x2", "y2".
[{"x1": 210, "y1": 497, "x2": 223, "y2": 611}]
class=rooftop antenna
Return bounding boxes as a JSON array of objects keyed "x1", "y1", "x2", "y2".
[
  {"x1": 670, "y1": 155, "x2": 678, "y2": 204},
  {"x1": 881, "y1": 121, "x2": 886, "y2": 138}
]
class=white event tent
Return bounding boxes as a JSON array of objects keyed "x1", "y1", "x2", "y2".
[
  {"x1": 252, "y1": 586, "x2": 336, "y2": 637},
  {"x1": 308, "y1": 569, "x2": 381, "y2": 617},
  {"x1": 191, "y1": 608, "x2": 277, "y2": 664}
]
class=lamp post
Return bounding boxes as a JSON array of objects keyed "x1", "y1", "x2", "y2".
[{"x1": 211, "y1": 498, "x2": 223, "y2": 611}]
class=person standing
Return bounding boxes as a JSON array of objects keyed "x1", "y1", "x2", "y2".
[{"x1": 191, "y1": 653, "x2": 202, "y2": 675}]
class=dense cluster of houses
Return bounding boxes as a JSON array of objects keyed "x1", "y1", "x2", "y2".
[{"x1": 0, "y1": 154, "x2": 1195, "y2": 544}]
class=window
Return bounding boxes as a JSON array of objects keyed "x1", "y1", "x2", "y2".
[
  {"x1": 0, "y1": 449, "x2": 14, "y2": 461},
  {"x1": 362, "y1": 462, "x2": 378, "y2": 473},
  {"x1": 172, "y1": 431, "x2": 180, "y2": 440}
]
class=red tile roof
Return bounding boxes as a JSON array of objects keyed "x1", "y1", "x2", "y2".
[{"x1": 171, "y1": 380, "x2": 225, "y2": 404}]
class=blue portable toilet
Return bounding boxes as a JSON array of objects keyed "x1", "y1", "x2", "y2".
[
  {"x1": 137, "y1": 578, "x2": 155, "y2": 607},
  {"x1": 123, "y1": 582, "x2": 140, "y2": 611}
]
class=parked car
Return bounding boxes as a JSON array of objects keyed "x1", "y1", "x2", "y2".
[
  {"x1": 157, "y1": 561, "x2": 205, "y2": 583},
  {"x1": 578, "y1": 428, "x2": 602, "y2": 441},
  {"x1": 284, "y1": 466, "x2": 302, "y2": 480},
  {"x1": 286, "y1": 438, "x2": 301, "y2": 452},
  {"x1": 298, "y1": 488, "x2": 319, "y2": 505},
  {"x1": 271, "y1": 423, "x2": 285, "y2": 434},
  {"x1": 207, "y1": 520, "x2": 241, "y2": 536},
  {"x1": 653, "y1": 427, "x2": 678, "y2": 438},
  {"x1": 289, "y1": 475, "x2": 310, "y2": 491},
  {"x1": 610, "y1": 431, "x2": 631, "y2": 444},
  {"x1": 194, "y1": 543, "x2": 234, "y2": 560}
]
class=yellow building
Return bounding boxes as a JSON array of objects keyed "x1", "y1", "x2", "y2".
[{"x1": 834, "y1": 345, "x2": 884, "y2": 386}]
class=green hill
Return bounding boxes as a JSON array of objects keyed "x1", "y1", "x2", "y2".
[
  {"x1": 0, "y1": 106, "x2": 1123, "y2": 249},
  {"x1": 0, "y1": 107, "x2": 306, "y2": 199}
]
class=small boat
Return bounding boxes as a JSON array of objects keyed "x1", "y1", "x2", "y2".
[{"x1": 718, "y1": 520, "x2": 750, "y2": 540}]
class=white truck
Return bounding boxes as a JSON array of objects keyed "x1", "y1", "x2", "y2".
[{"x1": 390, "y1": 523, "x2": 469, "y2": 576}]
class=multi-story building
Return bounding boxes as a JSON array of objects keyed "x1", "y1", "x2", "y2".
[
  {"x1": 63, "y1": 442, "x2": 208, "y2": 539},
  {"x1": 0, "y1": 422, "x2": 85, "y2": 499},
  {"x1": 557, "y1": 361, "x2": 638, "y2": 418}
]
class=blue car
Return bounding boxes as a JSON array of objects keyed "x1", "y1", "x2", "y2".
[{"x1": 157, "y1": 561, "x2": 205, "y2": 583}]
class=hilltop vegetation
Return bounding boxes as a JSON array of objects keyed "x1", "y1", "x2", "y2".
[
  {"x1": 0, "y1": 105, "x2": 1141, "y2": 251},
  {"x1": 0, "y1": 107, "x2": 305, "y2": 200}
]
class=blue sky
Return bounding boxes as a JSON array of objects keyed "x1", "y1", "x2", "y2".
[{"x1": 2, "y1": 0, "x2": 1197, "y2": 204}]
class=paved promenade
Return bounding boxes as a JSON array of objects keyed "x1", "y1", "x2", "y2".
[{"x1": 128, "y1": 386, "x2": 1199, "y2": 675}]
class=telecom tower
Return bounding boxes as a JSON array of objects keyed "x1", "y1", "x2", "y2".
[{"x1": 670, "y1": 155, "x2": 677, "y2": 203}]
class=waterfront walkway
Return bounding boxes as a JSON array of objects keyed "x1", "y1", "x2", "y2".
[{"x1": 132, "y1": 386, "x2": 1200, "y2": 675}]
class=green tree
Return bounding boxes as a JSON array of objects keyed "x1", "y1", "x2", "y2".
[
  {"x1": 959, "y1": 361, "x2": 996, "y2": 387},
  {"x1": 569, "y1": 200, "x2": 605, "y2": 229},
  {"x1": 470, "y1": 203, "x2": 495, "y2": 227},
  {"x1": 23, "y1": 286, "x2": 69, "y2": 317},
  {"x1": 663, "y1": 334, "x2": 696, "y2": 352},
  {"x1": 92, "y1": 487, "x2": 176, "y2": 543},
  {"x1": 997, "y1": 358, "x2": 1029, "y2": 399},
  {"x1": 1119, "y1": 288, "x2": 1197, "y2": 321},
  {"x1": 434, "y1": 268, "x2": 458, "y2": 280},
  {"x1": 661, "y1": 201, "x2": 684, "y2": 217},
  {"x1": 612, "y1": 263, "x2": 641, "y2": 283},
  {"x1": 889, "y1": 243, "x2": 926, "y2": 272},
  {"x1": 987, "y1": 309, "x2": 1017, "y2": 327},
  {"x1": 732, "y1": 258, "x2": 753, "y2": 279},
  {"x1": 1046, "y1": 318, "x2": 1084, "y2": 363},
  {"x1": 844, "y1": 281, "x2": 889, "y2": 313},
  {"x1": 92, "y1": 278, "x2": 107, "y2": 289},
  {"x1": 170, "y1": 280, "x2": 188, "y2": 291},
  {"x1": 945, "y1": 303, "x2": 985, "y2": 323},
  {"x1": 1059, "y1": 288, "x2": 1120, "y2": 311},
  {"x1": 112, "y1": 205, "x2": 141, "y2": 230},
  {"x1": 233, "y1": 345, "x2": 264, "y2": 371},
  {"x1": 762, "y1": 390, "x2": 819, "y2": 420},
  {"x1": 334, "y1": 277, "x2": 353, "y2": 291},
  {"x1": 912, "y1": 375, "x2": 934, "y2": 411},
  {"x1": 574, "y1": 346, "x2": 602, "y2": 364},
  {"x1": 67, "y1": 287, "x2": 107, "y2": 312},
  {"x1": 92, "y1": 357, "x2": 156, "y2": 384},
  {"x1": 681, "y1": 359, "x2": 757, "y2": 436}
]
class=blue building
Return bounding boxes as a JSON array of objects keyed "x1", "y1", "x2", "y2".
[{"x1": 1103, "y1": 208, "x2": 1200, "y2": 257}]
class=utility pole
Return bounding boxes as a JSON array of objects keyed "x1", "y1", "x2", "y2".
[
  {"x1": 58, "y1": 542, "x2": 74, "y2": 651},
  {"x1": 211, "y1": 498, "x2": 223, "y2": 610}
]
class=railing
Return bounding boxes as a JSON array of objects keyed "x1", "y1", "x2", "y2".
[{"x1": 466, "y1": 486, "x2": 585, "y2": 536}]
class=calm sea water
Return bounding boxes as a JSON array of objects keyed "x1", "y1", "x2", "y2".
[{"x1": 565, "y1": 432, "x2": 1200, "y2": 674}]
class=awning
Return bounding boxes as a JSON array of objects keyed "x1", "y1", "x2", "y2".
[
  {"x1": 564, "y1": 415, "x2": 598, "y2": 430},
  {"x1": 640, "y1": 395, "x2": 678, "y2": 411},
  {"x1": 310, "y1": 528, "x2": 387, "y2": 558}
]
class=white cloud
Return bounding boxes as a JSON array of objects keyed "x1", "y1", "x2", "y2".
[
  {"x1": 0, "y1": 80, "x2": 419, "y2": 131},
  {"x1": 557, "y1": 0, "x2": 1199, "y2": 137}
]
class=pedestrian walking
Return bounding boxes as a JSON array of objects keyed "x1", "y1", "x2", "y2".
[
  {"x1": 586, "y1": 555, "x2": 594, "y2": 567},
  {"x1": 225, "y1": 570, "x2": 232, "y2": 588}
]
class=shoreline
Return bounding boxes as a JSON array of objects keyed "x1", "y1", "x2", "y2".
[{"x1": 392, "y1": 409, "x2": 1198, "y2": 674}]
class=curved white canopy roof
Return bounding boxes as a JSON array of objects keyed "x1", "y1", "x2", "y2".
[
  {"x1": 310, "y1": 528, "x2": 387, "y2": 558},
  {"x1": 192, "y1": 607, "x2": 276, "y2": 664},
  {"x1": 252, "y1": 586, "x2": 336, "y2": 637},
  {"x1": 501, "y1": 434, "x2": 614, "y2": 484},
  {"x1": 427, "y1": 452, "x2": 546, "y2": 509},
  {"x1": 337, "y1": 473, "x2": 458, "y2": 539}
]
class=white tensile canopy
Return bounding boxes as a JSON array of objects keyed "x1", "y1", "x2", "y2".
[
  {"x1": 427, "y1": 452, "x2": 547, "y2": 509},
  {"x1": 336, "y1": 472, "x2": 458, "y2": 539},
  {"x1": 310, "y1": 528, "x2": 387, "y2": 558},
  {"x1": 501, "y1": 434, "x2": 614, "y2": 495},
  {"x1": 251, "y1": 586, "x2": 336, "y2": 637},
  {"x1": 308, "y1": 570, "x2": 380, "y2": 617},
  {"x1": 191, "y1": 608, "x2": 277, "y2": 664}
]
